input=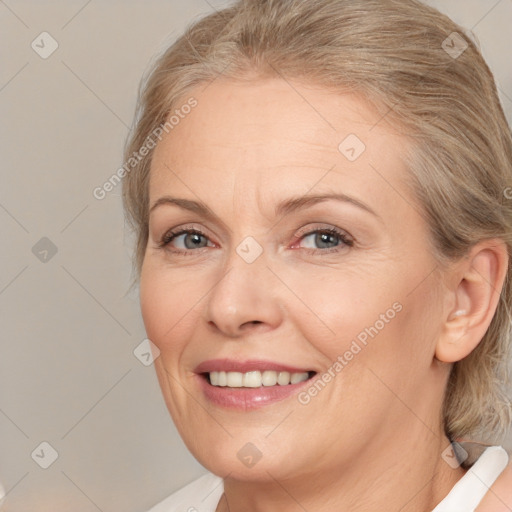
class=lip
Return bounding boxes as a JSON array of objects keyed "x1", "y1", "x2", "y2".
[
  {"x1": 194, "y1": 358, "x2": 312, "y2": 374},
  {"x1": 194, "y1": 359, "x2": 315, "y2": 410}
]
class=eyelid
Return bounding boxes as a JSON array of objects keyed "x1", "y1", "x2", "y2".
[
  {"x1": 150, "y1": 213, "x2": 228, "y2": 241},
  {"x1": 293, "y1": 223, "x2": 353, "y2": 241}
]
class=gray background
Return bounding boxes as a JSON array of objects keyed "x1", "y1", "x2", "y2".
[{"x1": 1, "y1": 1, "x2": 512, "y2": 511}]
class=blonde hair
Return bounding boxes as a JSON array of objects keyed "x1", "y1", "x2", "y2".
[{"x1": 122, "y1": 0, "x2": 512, "y2": 445}]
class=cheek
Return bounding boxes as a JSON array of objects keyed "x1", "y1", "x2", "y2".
[
  {"x1": 282, "y1": 264, "x2": 401, "y2": 349},
  {"x1": 139, "y1": 263, "x2": 203, "y2": 351},
  {"x1": 287, "y1": 258, "x2": 439, "y2": 371}
]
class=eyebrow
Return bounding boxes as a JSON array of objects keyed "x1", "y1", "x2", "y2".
[
  {"x1": 275, "y1": 193, "x2": 381, "y2": 220},
  {"x1": 149, "y1": 196, "x2": 222, "y2": 224},
  {"x1": 149, "y1": 193, "x2": 382, "y2": 224}
]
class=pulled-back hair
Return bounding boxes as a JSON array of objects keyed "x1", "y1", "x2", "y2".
[{"x1": 122, "y1": 0, "x2": 512, "y2": 445}]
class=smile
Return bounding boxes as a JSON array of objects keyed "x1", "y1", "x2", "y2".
[
  {"x1": 208, "y1": 370, "x2": 311, "y2": 387},
  {"x1": 194, "y1": 359, "x2": 317, "y2": 409}
]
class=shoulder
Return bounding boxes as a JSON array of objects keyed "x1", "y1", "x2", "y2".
[
  {"x1": 476, "y1": 452, "x2": 512, "y2": 512},
  {"x1": 146, "y1": 472, "x2": 223, "y2": 512}
]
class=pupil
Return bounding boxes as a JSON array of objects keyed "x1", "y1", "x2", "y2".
[
  {"x1": 185, "y1": 233, "x2": 205, "y2": 249},
  {"x1": 317, "y1": 232, "x2": 337, "y2": 248}
]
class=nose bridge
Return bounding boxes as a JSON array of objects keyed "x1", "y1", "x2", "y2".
[{"x1": 204, "y1": 234, "x2": 282, "y2": 336}]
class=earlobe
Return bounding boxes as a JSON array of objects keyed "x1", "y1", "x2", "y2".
[{"x1": 435, "y1": 239, "x2": 508, "y2": 364}]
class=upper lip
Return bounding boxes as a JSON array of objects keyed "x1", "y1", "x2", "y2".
[{"x1": 194, "y1": 359, "x2": 313, "y2": 374}]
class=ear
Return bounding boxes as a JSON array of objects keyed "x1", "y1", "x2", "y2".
[{"x1": 435, "y1": 238, "x2": 509, "y2": 363}]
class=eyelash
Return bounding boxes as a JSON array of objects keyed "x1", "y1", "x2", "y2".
[
  {"x1": 157, "y1": 225, "x2": 354, "y2": 256},
  {"x1": 294, "y1": 226, "x2": 354, "y2": 254},
  {"x1": 158, "y1": 228, "x2": 213, "y2": 257}
]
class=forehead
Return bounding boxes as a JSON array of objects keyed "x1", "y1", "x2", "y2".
[{"x1": 149, "y1": 78, "x2": 412, "y2": 216}]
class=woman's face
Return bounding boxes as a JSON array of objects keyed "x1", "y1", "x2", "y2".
[{"x1": 140, "y1": 78, "x2": 448, "y2": 481}]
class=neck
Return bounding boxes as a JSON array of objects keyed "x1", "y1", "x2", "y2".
[{"x1": 216, "y1": 429, "x2": 466, "y2": 512}]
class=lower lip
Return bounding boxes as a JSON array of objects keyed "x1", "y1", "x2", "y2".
[{"x1": 196, "y1": 374, "x2": 313, "y2": 410}]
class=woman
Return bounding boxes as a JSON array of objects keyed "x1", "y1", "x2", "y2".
[{"x1": 122, "y1": 0, "x2": 512, "y2": 510}]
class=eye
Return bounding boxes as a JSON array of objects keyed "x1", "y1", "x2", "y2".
[
  {"x1": 295, "y1": 226, "x2": 353, "y2": 253},
  {"x1": 158, "y1": 228, "x2": 214, "y2": 253}
]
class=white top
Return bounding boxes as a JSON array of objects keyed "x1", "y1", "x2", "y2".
[{"x1": 147, "y1": 445, "x2": 509, "y2": 512}]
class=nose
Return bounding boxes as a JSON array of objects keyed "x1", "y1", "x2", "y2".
[{"x1": 203, "y1": 247, "x2": 284, "y2": 338}]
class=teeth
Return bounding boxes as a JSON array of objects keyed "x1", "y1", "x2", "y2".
[
  {"x1": 262, "y1": 370, "x2": 277, "y2": 386},
  {"x1": 227, "y1": 372, "x2": 243, "y2": 387},
  {"x1": 243, "y1": 371, "x2": 261, "y2": 388},
  {"x1": 290, "y1": 372, "x2": 308, "y2": 384},
  {"x1": 218, "y1": 371, "x2": 227, "y2": 386},
  {"x1": 277, "y1": 371, "x2": 290, "y2": 385},
  {"x1": 208, "y1": 370, "x2": 309, "y2": 388}
]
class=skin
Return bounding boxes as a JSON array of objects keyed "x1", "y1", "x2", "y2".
[{"x1": 140, "y1": 77, "x2": 510, "y2": 511}]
